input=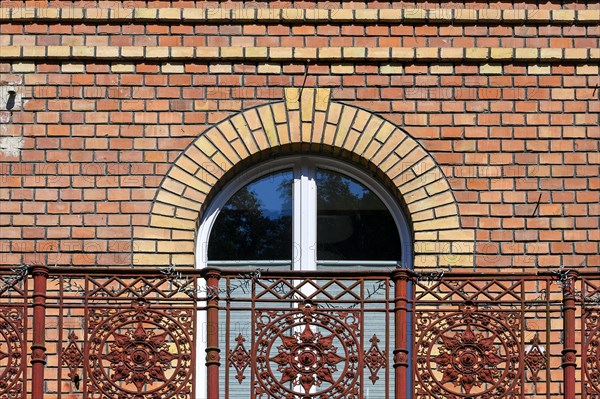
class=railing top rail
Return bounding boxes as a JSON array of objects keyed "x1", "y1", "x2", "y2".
[
  {"x1": 0, "y1": 265, "x2": 597, "y2": 279},
  {"x1": 44, "y1": 266, "x2": 399, "y2": 278}
]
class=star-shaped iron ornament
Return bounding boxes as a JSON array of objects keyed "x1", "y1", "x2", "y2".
[
  {"x1": 105, "y1": 322, "x2": 176, "y2": 392},
  {"x1": 270, "y1": 322, "x2": 344, "y2": 394},
  {"x1": 432, "y1": 324, "x2": 506, "y2": 394}
]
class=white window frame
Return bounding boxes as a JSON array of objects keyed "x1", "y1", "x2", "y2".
[
  {"x1": 194, "y1": 155, "x2": 413, "y2": 398},
  {"x1": 196, "y1": 155, "x2": 413, "y2": 269}
]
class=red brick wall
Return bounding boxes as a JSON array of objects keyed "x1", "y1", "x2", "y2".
[{"x1": 0, "y1": 1, "x2": 598, "y2": 271}]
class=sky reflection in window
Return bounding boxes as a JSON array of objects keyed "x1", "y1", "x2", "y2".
[{"x1": 208, "y1": 170, "x2": 293, "y2": 261}]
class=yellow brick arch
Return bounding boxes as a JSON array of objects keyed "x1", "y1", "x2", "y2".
[{"x1": 133, "y1": 88, "x2": 475, "y2": 270}]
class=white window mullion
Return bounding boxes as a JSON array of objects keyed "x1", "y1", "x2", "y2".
[{"x1": 293, "y1": 158, "x2": 317, "y2": 271}]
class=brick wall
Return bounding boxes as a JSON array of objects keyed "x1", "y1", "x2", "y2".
[{"x1": 0, "y1": 1, "x2": 598, "y2": 271}]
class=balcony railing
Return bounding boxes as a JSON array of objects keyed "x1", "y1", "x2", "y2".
[{"x1": 0, "y1": 265, "x2": 598, "y2": 399}]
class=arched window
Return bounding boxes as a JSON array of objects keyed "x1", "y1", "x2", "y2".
[
  {"x1": 197, "y1": 156, "x2": 412, "y2": 270},
  {"x1": 196, "y1": 156, "x2": 413, "y2": 399}
]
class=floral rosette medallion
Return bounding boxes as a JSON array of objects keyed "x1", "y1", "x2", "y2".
[
  {"x1": 253, "y1": 301, "x2": 361, "y2": 399},
  {"x1": 87, "y1": 300, "x2": 193, "y2": 399},
  {"x1": 416, "y1": 302, "x2": 521, "y2": 399}
]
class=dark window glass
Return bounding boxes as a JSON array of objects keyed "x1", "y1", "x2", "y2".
[
  {"x1": 316, "y1": 169, "x2": 401, "y2": 261},
  {"x1": 208, "y1": 170, "x2": 293, "y2": 260}
]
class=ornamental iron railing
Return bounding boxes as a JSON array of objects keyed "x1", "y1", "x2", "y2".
[
  {"x1": 0, "y1": 266, "x2": 597, "y2": 399},
  {"x1": 413, "y1": 272, "x2": 566, "y2": 399}
]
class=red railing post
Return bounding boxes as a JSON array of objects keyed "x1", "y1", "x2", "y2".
[
  {"x1": 561, "y1": 270, "x2": 578, "y2": 399},
  {"x1": 204, "y1": 268, "x2": 221, "y2": 399},
  {"x1": 31, "y1": 265, "x2": 48, "y2": 399},
  {"x1": 392, "y1": 269, "x2": 411, "y2": 398}
]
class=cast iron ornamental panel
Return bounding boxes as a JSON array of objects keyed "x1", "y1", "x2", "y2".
[
  {"x1": 87, "y1": 299, "x2": 194, "y2": 399},
  {"x1": 415, "y1": 301, "x2": 521, "y2": 398},
  {"x1": 0, "y1": 306, "x2": 26, "y2": 397},
  {"x1": 1, "y1": 267, "x2": 599, "y2": 399},
  {"x1": 220, "y1": 271, "x2": 396, "y2": 399},
  {"x1": 584, "y1": 310, "x2": 600, "y2": 398},
  {"x1": 253, "y1": 301, "x2": 361, "y2": 398},
  {"x1": 412, "y1": 275, "x2": 562, "y2": 399},
  {"x1": 46, "y1": 272, "x2": 198, "y2": 399}
]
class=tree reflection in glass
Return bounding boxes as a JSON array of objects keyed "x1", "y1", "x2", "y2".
[
  {"x1": 208, "y1": 170, "x2": 293, "y2": 261},
  {"x1": 316, "y1": 170, "x2": 401, "y2": 261}
]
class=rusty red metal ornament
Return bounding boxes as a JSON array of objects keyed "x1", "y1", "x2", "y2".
[
  {"x1": 415, "y1": 302, "x2": 522, "y2": 398},
  {"x1": 253, "y1": 301, "x2": 361, "y2": 399},
  {"x1": 87, "y1": 299, "x2": 193, "y2": 399},
  {"x1": 0, "y1": 308, "x2": 24, "y2": 396},
  {"x1": 524, "y1": 333, "x2": 548, "y2": 382},
  {"x1": 228, "y1": 333, "x2": 251, "y2": 383},
  {"x1": 364, "y1": 334, "x2": 387, "y2": 384},
  {"x1": 61, "y1": 331, "x2": 84, "y2": 386},
  {"x1": 585, "y1": 311, "x2": 600, "y2": 397}
]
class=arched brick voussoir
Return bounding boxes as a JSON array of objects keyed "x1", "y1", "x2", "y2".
[
  {"x1": 240, "y1": 107, "x2": 272, "y2": 150},
  {"x1": 194, "y1": 133, "x2": 236, "y2": 171},
  {"x1": 229, "y1": 112, "x2": 261, "y2": 154},
  {"x1": 155, "y1": 189, "x2": 203, "y2": 213},
  {"x1": 285, "y1": 87, "x2": 332, "y2": 145},
  {"x1": 216, "y1": 119, "x2": 249, "y2": 160},
  {"x1": 337, "y1": 108, "x2": 383, "y2": 154},
  {"x1": 136, "y1": 88, "x2": 474, "y2": 269},
  {"x1": 150, "y1": 214, "x2": 196, "y2": 231}
]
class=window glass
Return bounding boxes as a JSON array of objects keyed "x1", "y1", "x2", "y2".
[
  {"x1": 208, "y1": 170, "x2": 293, "y2": 261},
  {"x1": 316, "y1": 169, "x2": 401, "y2": 261}
]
